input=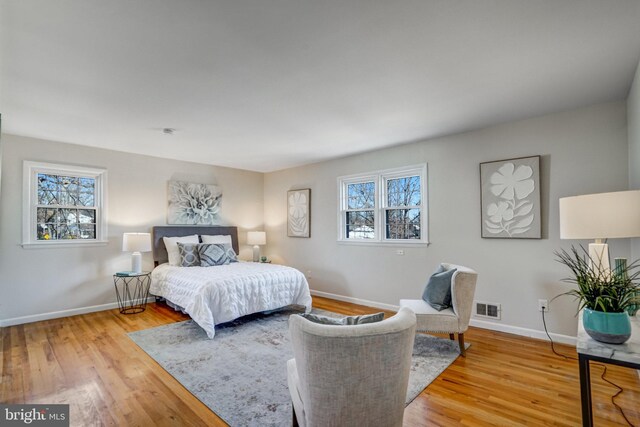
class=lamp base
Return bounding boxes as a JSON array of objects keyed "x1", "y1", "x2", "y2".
[
  {"x1": 252, "y1": 245, "x2": 260, "y2": 263},
  {"x1": 588, "y1": 242, "x2": 610, "y2": 276},
  {"x1": 131, "y1": 252, "x2": 142, "y2": 273}
]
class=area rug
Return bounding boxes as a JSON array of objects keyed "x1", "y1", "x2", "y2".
[{"x1": 128, "y1": 309, "x2": 469, "y2": 427}]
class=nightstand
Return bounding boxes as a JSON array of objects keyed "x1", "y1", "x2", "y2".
[{"x1": 113, "y1": 271, "x2": 151, "y2": 314}]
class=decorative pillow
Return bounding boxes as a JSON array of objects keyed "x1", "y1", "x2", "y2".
[
  {"x1": 300, "y1": 312, "x2": 385, "y2": 325},
  {"x1": 198, "y1": 243, "x2": 238, "y2": 267},
  {"x1": 422, "y1": 265, "x2": 457, "y2": 311},
  {"x1": 163, "y1": 234, "x2": 199, "y2": 266},
  {"x1": 177, "y1": 243, "x2": 200, "y2": 267},
  {"x1": 200, "y1": 234, "x2": 232, "y2": 245}
]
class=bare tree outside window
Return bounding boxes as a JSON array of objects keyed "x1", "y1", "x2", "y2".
[
  {"x1": 345, "y1": 181, "x2": 375, "y2": 239},
  {"x1": 339, "y1": 165, "x2": 426, "y2": 243},
  {"x1": 36, "y1": 173, "x2": 97, "y2": 240},
  {"x1": 385, "y1": 176, "x2": 421, "y2": 239}
]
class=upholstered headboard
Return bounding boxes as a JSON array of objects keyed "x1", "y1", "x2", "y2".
[{"x1": 152, "y1": 226, "x2": 239, "y2": 266}]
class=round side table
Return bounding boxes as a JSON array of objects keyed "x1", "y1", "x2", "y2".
[{"x1": 113, "y1": 272, "x2": 151, "y2": 314}]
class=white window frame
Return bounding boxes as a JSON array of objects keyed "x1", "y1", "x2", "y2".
[
  {"x1": 22, "y1": 161, "x2": 108, "y2": 248},
  {"x1": 337, "y1": 164, "x2": 428, "y2": 245}
]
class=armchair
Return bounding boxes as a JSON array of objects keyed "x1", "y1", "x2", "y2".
[
  {"x1": 287, "y1": 307, "x2": 417, "y2": 427},
  {"x1": 399, "y1": 263, "x2": 477, "y2": 356}
]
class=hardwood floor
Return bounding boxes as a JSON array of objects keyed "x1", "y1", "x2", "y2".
[{"x1": 2, "y1": 297, "x2": 639, "y2": 426}]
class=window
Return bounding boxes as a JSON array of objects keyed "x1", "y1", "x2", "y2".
[
  {"x1": 23, "y1": 161, "x2": 107, "y2": 247},
  {"x1": 338, "y1": 164, "x2": 427, "y2": 243}
]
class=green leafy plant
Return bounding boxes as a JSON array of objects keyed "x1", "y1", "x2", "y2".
[{"x1": 555, "y1": 246, "x2": 640, "y2": 313}]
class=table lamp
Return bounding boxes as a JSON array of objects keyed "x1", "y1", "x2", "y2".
[
  {"x1": 122, "y1": 232, "x2": 152, "y2": 273},
  {"x1": 247, "y1": 231, "x2": 266, "y2": 262},
  {"x1": 559, "y1": 190, "x2": 640, "y2": 272}
]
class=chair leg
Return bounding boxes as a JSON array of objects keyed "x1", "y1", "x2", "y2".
[
  {"x1": 458, "y1": 333, "x2": 466, "y2": 357},
  {"x1": 449, "y1": 333, "x2": 455, "y2": 341},
  {"x1": 292, "y1": 401, "x2": 299, "y2": 427}
]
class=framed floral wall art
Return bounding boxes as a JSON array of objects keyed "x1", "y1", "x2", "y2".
[
  {"x1": 480, "y1": 156, "x2": 541, "y2": 239},
  {"x1": 168, "y1": 180, "x2": 223, "y2": 225},
  {"x1": 287, "y1": 189, "x2": 310, "y2": 238}
]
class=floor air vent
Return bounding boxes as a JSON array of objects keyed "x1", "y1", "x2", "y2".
[{"x1": 475, "y1": 301, "x2": 501, "y2": 320}]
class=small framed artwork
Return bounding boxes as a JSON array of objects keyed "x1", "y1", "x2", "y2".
[
  {"x1": 480, "y1": 156, "x2": 541, "y2": 239},
  {"x1": 287, "y1": 189, "x2": 311, "y2": 238}
]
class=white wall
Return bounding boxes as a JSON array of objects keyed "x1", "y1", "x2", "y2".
[
  {"x1": 0, "y1": 134, "x2": 263, "y2": 323},
  {"x1": 628, "y1": 58, "x2": 640, "y2": 260},
  {"x1": 264, "y1": 101, "x2": 629, "y2": 338}
]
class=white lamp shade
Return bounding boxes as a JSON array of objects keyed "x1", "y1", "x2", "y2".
[
  {"x1": 559, "y1": 190, "x2": 640, "y2": 240},
  {"x1": 247, "y1": 231, "x2": 266, "y2": 246},
  {"x1": 122, "y1": 232, "x2": 152, "y2": 252}
]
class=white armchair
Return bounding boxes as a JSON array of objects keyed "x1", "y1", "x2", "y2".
[
  {"x1": 287, "y1": 307, "x2": 417, "y2": 427},
  {"x1": 400, "y1": 263, "x2": 477, "y2": 356}
]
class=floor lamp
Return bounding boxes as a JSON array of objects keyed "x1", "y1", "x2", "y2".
[{"x1": 559, "y1": 190, "x2": 640, "y2": 272}]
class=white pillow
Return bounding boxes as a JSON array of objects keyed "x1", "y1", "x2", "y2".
[
  {"x1": 163, "y1": 234, "x2": 199, "y2": 266},
  {"x1": 201, "y1": 234, "x2": 232, "y2": 245}
]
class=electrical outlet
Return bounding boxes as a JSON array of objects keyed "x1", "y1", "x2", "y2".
[
  {"x1": 396, "y1": 250, "x2": 404, "y2": 255},
  {"x1": 538, "y1": 299, "x2": 549, "y2": 312}
]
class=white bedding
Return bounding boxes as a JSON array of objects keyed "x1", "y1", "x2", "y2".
[{"x1": 150, "y1": 262, "x2": 312, "y2": 338}]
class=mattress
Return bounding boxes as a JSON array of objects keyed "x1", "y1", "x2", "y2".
[{"x1": 150, "y1": 262, "x2": 312, "y2": 338}]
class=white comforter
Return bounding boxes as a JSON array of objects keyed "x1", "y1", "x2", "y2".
[{"x1": 150, "y1": 262, "x2": 312, "y2": 338}]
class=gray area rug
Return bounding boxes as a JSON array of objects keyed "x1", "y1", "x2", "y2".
[{"x1": 128, "y1": 309, "x2": 468, "y2": 427}]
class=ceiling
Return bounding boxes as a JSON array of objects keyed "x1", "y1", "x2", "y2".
[{"x1": 2, "y1": 1, "x2": 640, "y2": 172}]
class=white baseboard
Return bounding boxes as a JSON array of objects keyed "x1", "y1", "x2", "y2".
[
  {"x1": 310, "y1": 290, "x2": 400, "y2": 312},
  {"x1": 469, "y1": 318, "x2": 576, "y2": 346},
  {"x1": 0, "y1": 297, "x2": 156, "y2": 327},
  {"x1": 310, "y1": 289, "x2": 577, "y2": 346}
]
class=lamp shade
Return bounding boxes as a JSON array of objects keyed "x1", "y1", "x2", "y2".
[
  {"x1": 559, "y1": 190, "x2": 640, "y2": 240},
  {"x1": 247, "y1": 231, "x2": 266, "y2": 246},
  {"x1": 122, "y1": 232, "x2": 152, "y2": 252}
]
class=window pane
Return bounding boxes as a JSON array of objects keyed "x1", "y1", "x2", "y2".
[
  {"x1": 79, "y1": 192, "x2": 95, "y2": 206},
  {"x1": 37, "y1": 224, "x2": 57, "y2": 240},
  {"x1": 60, "y1": 209, "x2": 78, "y2": 224},
  {"x1": 347, "y1": 182, "x2": 375, "y2": 209},
  {"x1": 387, "y1": 176, "x2": 421, "y2": 207},
  {"x1": 78, "y1": 209, "x2": 96, "y2": 223},
  {"x1": 37, "y1": 174, "x2": 58, "y2": 204},
  {"x1": 58, "y1": 224, "x2": 79, "y2": 239},
  {"x1": 79, "y1": 177, "x2": 95, "y2": 192},
  {"x1": 36, "y1": 208, "x2": 57, "y2": 223},
  {"x1": 386, "y1": 208, "x2": 421, "y2": 239},
  {"x1": 79, "y1": 224, "x2": 96, "y2": 239},
  {"x1": 79, "y1": 177, "x2": 95, "y2": 206},
  {"x1": 346, "y1": 210, "x2": 375, "y2": 239},
  {"x1": 58, "y1": 176, "x2": 78, "y2": 192}
]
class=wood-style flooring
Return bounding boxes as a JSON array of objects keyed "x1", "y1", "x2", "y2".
[{"x1": 1, "y1": 297, "x2": 639, "y2": 426}]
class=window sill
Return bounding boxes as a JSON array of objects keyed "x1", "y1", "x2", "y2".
[
  {"x1": 21, "y1": 240, "x2": 109, "y2": 249},
  {"x1": 337, "y1": 239, "x2": 430, "y2": 247}
]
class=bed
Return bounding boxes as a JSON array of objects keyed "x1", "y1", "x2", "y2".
[{"x1": 150, "y1": 226, "x2": 312, "y2": 338}]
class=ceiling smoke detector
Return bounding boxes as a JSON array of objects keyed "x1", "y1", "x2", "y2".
[{"x1": 162, "y1": 128, "x2": 176, "y2": 135}]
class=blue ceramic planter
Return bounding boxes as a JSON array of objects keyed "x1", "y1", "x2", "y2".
[{"x1": 583, "y1": 308, "x2": 631, "y2": 344}]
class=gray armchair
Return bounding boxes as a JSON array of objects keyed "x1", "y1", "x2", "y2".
[
  {"x1": 400, "y1": 263, "x2": 477, "y2": 356},
  {"x1": 287, "y1": 307, "x2": 417, "y2": 427}
]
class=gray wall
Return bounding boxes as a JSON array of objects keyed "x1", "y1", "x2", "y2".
[
  {"x1": 628, "y1": 59, "x2": 640, "y2": 260},
  {"x1": 264, "y1": 101, "x2": 629, "y2": 337},
  {"x1": 0, "y1": 134, "x2": 263, "y2": 322}
]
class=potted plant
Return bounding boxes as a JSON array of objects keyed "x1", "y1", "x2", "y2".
[{"x1": 555, "y1": 246, "x2": 640, "y2": 344}]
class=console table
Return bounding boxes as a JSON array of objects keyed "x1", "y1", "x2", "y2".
[{"x1": 576, "y1": 311, "x2": 640, "y2": 426}]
